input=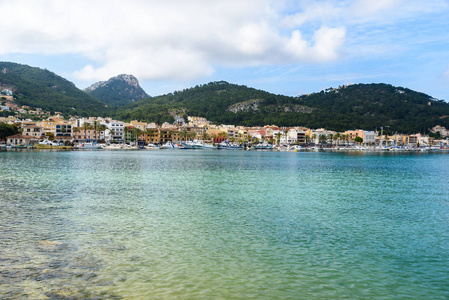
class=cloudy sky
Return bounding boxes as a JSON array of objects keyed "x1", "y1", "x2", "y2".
[{"x1": 1, "y1": 0, "x2": 448, "y2": 100}]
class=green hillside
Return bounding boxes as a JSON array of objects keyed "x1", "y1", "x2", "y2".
[
  {"x1": 113, "y1": 81, "x2": 301, "y2": 125},
  {"x1": 298, "y1": 84, "x2": 449, "y2": 133},
  {"x1": 113, "y1": 81, "x2": 449, "y2": 133},
  {"x1": 1, "y1": 60, "x2": 447, "y2": 134},
  {"x1": 0, "y1": 62, "x2": 107, "y2": 117}
]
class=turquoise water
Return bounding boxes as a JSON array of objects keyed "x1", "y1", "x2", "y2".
[{"x1": 1, "y1": 150, "x2": 449, "y2": 299}]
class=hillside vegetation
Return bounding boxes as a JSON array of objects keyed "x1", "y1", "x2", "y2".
[
  {"x1": 113, "y1": 81, "x2": 302, "y2": 125},
  {"x1": 0, "y1": 62, "x2": 107, "y2": 116},
  {"x1": 2, "y1": 60, "x2": 448, "y2": 134},
  {"x1": 113, "y1": 81, "x2": 449, "y2": 133}
]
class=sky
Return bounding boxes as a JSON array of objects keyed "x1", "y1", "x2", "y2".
[{"x1": 0, "y1": 0, "x2": 448, "y2": 100}]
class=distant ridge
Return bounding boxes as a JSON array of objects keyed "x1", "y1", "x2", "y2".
[{"x1": 85, "y1": 74, "x2": 149, "y2": 107}]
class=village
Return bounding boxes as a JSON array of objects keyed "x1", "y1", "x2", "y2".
[
  {"x1": 1, "y1": 88, "x2": 449, "y2": 150},
  {"x1": 1, "y1": 113, "x2": 449, "y2": 150}
]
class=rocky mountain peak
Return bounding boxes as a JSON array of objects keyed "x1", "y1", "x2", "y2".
[
  {"x1": 84, "y1": 74, "x2": 149, "y2": 107},
  {"x1": 85, "y1": 74, "x2": 141, "y2": 92}
]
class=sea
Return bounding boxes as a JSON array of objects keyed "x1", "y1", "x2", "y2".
[{"x1": 1, "y1": 149, "x2": 449, "y2": 299}]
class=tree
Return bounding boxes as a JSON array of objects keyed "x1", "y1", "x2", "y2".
[
  {"x1": 354, "y1": 136, "x2": 363, "y2": 144},
  {"x1": 334, "y1": 132, "x2": 341, "y2": 146},
  {"x1": 319, "y1": 134, "x2": 327, "y2": 145},
  {"x1": 284, "y1": 129, "x2": 289, "y2": 145},
  {"x1": 188, "y1": 131, "x2": 196, "y2": 141},
  {"x1": 201, "y1": 132, "x2": 209, "y2": 141},
  {"x1": 99, "y1": 124, "x2": 107, "y2": 142},
  {"x1": 180, "y1": 129, "x2": 188, "y2": 141},
  {"x1": 0, "y1": 123, "x2": 19, "y2": 142},
  {"x1": 145, "y1": 128, "x2": 155, "y2": 144},
  {"x1": 133, "y1": 128, "x2": 143, "y2": 145},
  {"x1": 124, "y1": 126, "x2": 132, "y2": 144},
  {"x1": 83, "y1": 122, "x2": 91, "y2": 142},
  {"x1": 305, "y1": 134, "x2": 311, "y2": 145},
  {"x1": 92, "y1": 120, "x2": 100, "y2": 142},
  {"x1": 45, "y1": 132, "x2": 55, "y2": 141},
  {"x1": 275, "y1": 132, "x2": 282, "y2": 146}
]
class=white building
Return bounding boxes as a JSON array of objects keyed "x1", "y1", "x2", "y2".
[
  {"x1": 107, "y1": 121, "x2": 125, "y2": 142},
  {"x1": 363, "y1": 131, "x2": 376, "y2": 145}
]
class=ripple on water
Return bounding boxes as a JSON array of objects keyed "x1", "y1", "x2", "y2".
[{"x1": 1, "y1": 150, "x2": 449, "y2": 298}]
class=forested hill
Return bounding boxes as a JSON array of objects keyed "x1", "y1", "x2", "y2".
[
  {"x1": 0, "y1": 62, "x2": 107, "y2": 116},
  {"x1": 298, "y1": 84, "x2": 449, "y2": 133},
  {"x1": 1, "y1": 60, "x2": 447, "y2": 134},
  {"x1": 113, "y1": 81, "x2": 302, "y2": 125},
  {"x1": 113, "y1": 81, "x2": 449, "y2": 133}
]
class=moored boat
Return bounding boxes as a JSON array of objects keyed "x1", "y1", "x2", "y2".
[{"x1": 75, "y1": 142, "x2": 102, "y2": 150}]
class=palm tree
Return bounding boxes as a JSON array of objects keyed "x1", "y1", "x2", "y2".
[
  {"x1": 109, "y1": 129, "x2": 115, "y2": 143},
  {"x1": 319, "y1": 134, "x2": 327, "y2": 145},
  {"x1": 188, "y1": 131, "x2": 196, "y2": 141},
  {"x1": 218, "y1": 131, "x2": 228, "y2": 139},
  {"x1": 124, "y1": 126, "x2": 132, "y2": 144},
  {"x1": 93, "y1": 120, "x2": 99, "y2": 142},
  {"x1": 284, "y1": 129, "x2": 289, "y2": 145},
  {"x1": 133, "y1": 128, "x2": 143, "y2": 146},
  {"x1": 180, "y1": 129, "x2": 188, "y2": 141},
  {"x1": 82, "y1": 122, "x2": 91, "y2": 142},
  {"x1": 334, "y1": 132, "x2": 341, "y2": 146},
  {"x1": 275, "y1": 132, "x2": 282, "y2": 146},
  {"x1": 98, "y1": 124, "x2": 107, "y2": 142},
  {"x1": 305, "y1": 134, "x2": 311, "y2": 146},
  {"x1": 145, "y1": 129, "x2": 155, "y2": 144}
]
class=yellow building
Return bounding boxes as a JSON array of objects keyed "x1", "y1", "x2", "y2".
[
  {"x1": 130, "y1": 120, "x2": 148, "y2": 131},
  {"x1": 40, "y1": 120, "x2": 56, "y2": 132},
  {"x1": 344, "y1": 130, "x2": 365, "y2": 141},
  {"x1": 144, "y1": 129, "x2": 160, "y2": 144},
  {"x1": 158, "y1": 129, "x2": 181, "y2": 144}
]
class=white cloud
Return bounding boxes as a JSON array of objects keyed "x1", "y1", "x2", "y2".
[
  {"x1": 0, "y1": 0, "x2": 446, "y2": 83},
  {"x1": 0, "y1": 0, "x2": 349, "y2": 82}
]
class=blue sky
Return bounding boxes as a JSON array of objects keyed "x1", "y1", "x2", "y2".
[{"x1": 1, "y1": 0, "x2": 448, "y2": 100}]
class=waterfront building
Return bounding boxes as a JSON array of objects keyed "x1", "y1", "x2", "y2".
[
  {"x1": 144, "y1": 129, "x2": 160, "y2": 145},
  {"x1": 21, "y1": 123, "x2": 44, "y2": 139},
  {"x1": 363, "y1": 131, "x2": 376, "y2": 145},
  {"x1": 73, "y1": 128, "x2": 106, "y2": 143},
  {"x1": 130, "y1": 120, "x2": 148, "y2": 131},
  {"x1": 247, "y1": 129, "x2": 265, "y2": 142},
  {"x1": 158, "y1": 128, "x2": 181, "y2": 144},
  {"x1": 287, "y1": 128, "x2": 306, "y2": 144},
  {"x1": 54, "y1": 120, "x2": 73, "y2": 141},
  {"x1": 107, "y1": 121, "x2": 125, "y2": 143},
  {"x1": 227, "y1": 128, "x2": 239, "y2": 140},
  {"x1": 6, "y1": 134, "x2": 36, "y2": 146}
]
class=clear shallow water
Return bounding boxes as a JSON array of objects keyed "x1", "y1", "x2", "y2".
[{"x1": 1, "y1": 150, "x2": 449, "y2": 299}]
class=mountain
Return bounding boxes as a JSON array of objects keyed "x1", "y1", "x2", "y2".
[
  {"x1": 113, "y1": 81, "x2": 449, "y2": 134},
  {"x1": 85, "y1": 74, "x2": 149, "y2": 107},
  {"x1": 0, "y1": 61, "x2": 107, "y2": 117}
]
